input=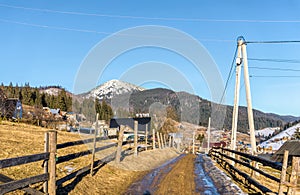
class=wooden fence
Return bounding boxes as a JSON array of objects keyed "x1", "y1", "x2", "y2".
[
  {"x1": 0, "y1": 127, "x2": 171, "y2": 195},
  {"x1": 210, "y1": 147, "x2": 299, "y2": 195}
]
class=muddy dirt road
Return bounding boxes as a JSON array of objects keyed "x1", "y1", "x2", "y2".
[
  {"x1": 126, "y1": 154, "x2": 197, "y2": 195},
  {"x1": 155, "y1": 154, "x2": 196, "y2": 195}
]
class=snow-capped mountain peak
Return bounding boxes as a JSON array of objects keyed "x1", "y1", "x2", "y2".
[{"x1": 85, "y1": 79, "x2": 145, "y2": 100}]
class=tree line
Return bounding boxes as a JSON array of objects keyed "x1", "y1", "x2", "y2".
[
  {"x1": 0, "y1": 82, "x2": 72, "y2": 112},
  {"x1": 0, "y1": 82, "x2": 114, "y2": 123}
]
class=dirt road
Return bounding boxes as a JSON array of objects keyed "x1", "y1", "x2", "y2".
[
  {"x1": 126, "y1": 154, "x2": 196, "y2": 195},
  {"x1": 155, "y1": 154, "x2": 196, "y2": 195}
]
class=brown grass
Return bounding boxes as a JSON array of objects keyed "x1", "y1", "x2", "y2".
[{"x1": 0, "y1": 121, "x2": 180, "y2": 195}]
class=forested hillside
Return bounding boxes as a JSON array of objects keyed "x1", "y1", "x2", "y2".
[{"x1": 0, "y1": 82, "x2": 72, "y2": 111}]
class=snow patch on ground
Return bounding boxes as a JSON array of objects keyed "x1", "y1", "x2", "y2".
[{"x1": 259, "y1": 123, "x2": 300, "y2": 150}]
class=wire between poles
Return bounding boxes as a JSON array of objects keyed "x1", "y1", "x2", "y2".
[
  {"x1": 218, "y1": 46, "x2": 238, "y2": 105},
  {"x1": 246, "y1": 40, "x2": 300, "y2": 44}
]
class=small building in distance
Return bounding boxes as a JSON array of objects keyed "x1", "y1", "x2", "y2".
[{"x1": 110, "y1": 117, "x2": 151, "y2": 132}]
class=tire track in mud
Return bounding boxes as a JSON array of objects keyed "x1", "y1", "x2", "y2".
[{"x1": 125, "y1": 154, "x2": 196, "y2": 195}]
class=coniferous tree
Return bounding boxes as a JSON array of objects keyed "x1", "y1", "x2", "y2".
[{"x1": 293, "y1": 128, "x2": 300, "y2": 140}]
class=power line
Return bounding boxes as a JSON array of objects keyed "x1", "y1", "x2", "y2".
[
  {"x1": 0, "y1": 18, "x2": 235, "y2": 42},
  {"x1": 0, "y1": 18, "x2": 111, "y2": 35},
  {"x1": 218, "y1": 46, "x2": 238, "y2": 104},
  {"x1": 249, "y1": 66, "x2": 300, "y2": 72},
  {"x1": 250, "y1": 75, "x2": 300, "y2": 78},
  {"x1": 246, "y1": 40, "x2": 300, "y2": 44},
  {"x1": 248, "y1": 58, "x2": 300, "y2": 64},
  {"x1": 2, "y1": 3, "x2": 300, "y2": 23}
]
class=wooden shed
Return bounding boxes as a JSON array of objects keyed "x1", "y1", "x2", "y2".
[
  {"x1": 272, "y1": 140, "x2": 300, "y2": 164},
  {"x1": 110, "y1": 117, "x2": 151, "y2": 132}
]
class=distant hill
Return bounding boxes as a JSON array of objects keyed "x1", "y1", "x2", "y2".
[
  {"x1": 126, "y1": 88, "x2": 299, "y2": 133},
  {"x1": 77, "y1": 80, "x2": 300, "y2": 133},
  {"x1": 2, "y1": 80, "x2": 299, "y2": 132}
]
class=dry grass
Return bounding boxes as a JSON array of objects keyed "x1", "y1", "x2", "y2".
[{"x1": 0, "y1": 121, "x2": 181, "y2": 195}]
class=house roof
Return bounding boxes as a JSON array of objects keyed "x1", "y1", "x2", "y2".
[{"x1": 274, "y1": 140, "x2": 300, "y2": 156}]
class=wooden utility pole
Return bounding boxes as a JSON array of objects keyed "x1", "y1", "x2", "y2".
[
  {"x1": 134, "y1": 120, "x2": 138, "y2": 157},
  {"x1": 207, "y1": 117, "x2": 211, "y2": 154},
  {"x1": 241, "y1": 38, "x2": 257, "y2": 155}
]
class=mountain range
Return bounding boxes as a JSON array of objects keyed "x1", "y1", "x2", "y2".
[{"x1": 78, "y1": 80, "x2": 300, "y2": 133}]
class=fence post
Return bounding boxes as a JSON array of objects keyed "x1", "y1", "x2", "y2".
[
  {"x1": 163, "y1": 134, "x2": 167, "y2": 148},
  {"x1": 278, "y1": 150, "x2": 289, "y2": 195},
  {"x1": 48, "y1": 130, "x2": 57, "y2": 195},
  {"x1": 287, "y1": 157, "x2": 300, "y2": 195},
  {"x1": 44, "y1": 132, "x2": 49, "y2": 194},
  {"x1": 134, "y1": 120, "x2": 138, "y2": 157},
  {"x1": 90, "y1": 113, "x2": 99, "y2": 176},
  {"x1": 192, "y1": 131, "x2": 195, "y2": 154},
  {"x1": 168, "y1": 136, "x2": 172, "y2": 148},
  {"x1": 115, "y1": 125, "x2": 125, "y2": 164},
  {"x1": 172, "y1": 135, "x2": 175, "y2": 148},
  {"x1": 157, "y1": 132, "x2": 161, "y2": 149},
  {"x1": 160, "y1": 133, "x2": 164, "y2": 148},
  {"x1": 152, "y1": 129, "x2": 156, "y2": 150},
  {"x1": 145, "y1": 124, "x2": 148, "y2": 151}
]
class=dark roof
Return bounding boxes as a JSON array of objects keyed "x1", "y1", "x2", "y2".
[
  {"x1": 274, "y1": 140, "x2": 300, "y2": 156},
  {"x1": 110, "y1": 117, "x2": 151, "y2": 131}
]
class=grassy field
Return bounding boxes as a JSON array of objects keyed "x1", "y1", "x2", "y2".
[{"x1": 0, "y1": 121, "x2": 180, "y2": 194}]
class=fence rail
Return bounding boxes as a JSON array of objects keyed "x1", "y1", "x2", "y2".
[
  {"x1": 0, "y1": 173, "x2": 48, "y2": 194},
  {"x1": 0, "y1": 124, "x2": 161, "y2": 195},
  {"x1": 56, "y1": 135, "x2": 117, "y2": 149},
  {"x1": 0, "y1": 152, "x2": 49, "y2": 169},
  {"x1": 210, "y1": 147, "x2": 299, "y2": 195}
]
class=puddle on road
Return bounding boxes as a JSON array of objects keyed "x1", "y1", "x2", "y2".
[
  {"x1": 194, "y1": 154, "x2": 220, "y2": 195},
  {"x1": 125, "y1": 154, "x2": 185, "y2": 195}
]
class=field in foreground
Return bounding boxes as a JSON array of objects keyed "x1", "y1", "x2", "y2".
[{"x1": 0, "y1": 121, "x2": 180, "y2": 194}]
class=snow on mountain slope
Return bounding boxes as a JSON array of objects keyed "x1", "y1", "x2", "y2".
[
  {"x1": 255, "y1": 127, "x2": 280, "y2": 137},
  {"x1": 84, "y1": 80, "x2": 145, "y2": 100},
  {"x1": 259, "y1": 123, "x2": 300, "y2": 150}
]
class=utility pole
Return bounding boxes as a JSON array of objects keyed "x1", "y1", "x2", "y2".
[
  {"x1": 231, "y1": 39, "x2": 242, "y2": 152},
  {"x1": 231, "y1": 36, "x2": 257, "y2": 155},
  {"x1": 241, "y1": 39, "x2": 257, "y2": 155},
  {"x1": 207, "y1": 117, "x2": 211, "y2": 154}
]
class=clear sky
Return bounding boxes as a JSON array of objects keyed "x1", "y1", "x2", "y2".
[{"x1": 0, "y1": 0, "x2": 300, "y2": 116}]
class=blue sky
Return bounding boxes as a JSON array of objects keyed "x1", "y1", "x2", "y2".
[{"x1": 0, "y1": 0, "x2": 300, "y2": 116}]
